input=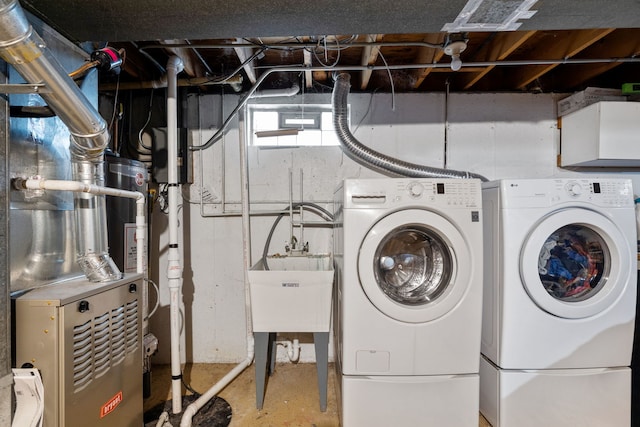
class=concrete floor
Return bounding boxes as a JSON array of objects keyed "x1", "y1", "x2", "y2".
[
  {"x1": 146, "y1": 363, "x2": 338, "y2": 426},
  {"x1": 146, "y1": 363, "x2": 491, "y2": 426},
  {"x1": 144, "y1": 363, "x2": 490, "y2": 427}
]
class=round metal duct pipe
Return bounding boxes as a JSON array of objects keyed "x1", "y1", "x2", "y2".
[{"x1": 0, "y1": 0, "x2": 120, "y2": 281}]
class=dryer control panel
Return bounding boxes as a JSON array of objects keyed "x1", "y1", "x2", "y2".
[
  {"x1": 491, "y1": 178, "x2": 634, "y2": 208},
  {"x1": 342, "y1": 178, "x2": 482, "y2": 209}
]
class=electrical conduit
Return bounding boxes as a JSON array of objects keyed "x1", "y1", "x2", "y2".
[{"x1": 165, "y1": 56, "x2": 185, "y2": 415}]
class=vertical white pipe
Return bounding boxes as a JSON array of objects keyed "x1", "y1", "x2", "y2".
[
  {"x1": 166, "y1": 56, "x2": 184, "y2": 414},
  {"x1": 289, "y1": 169, "x2": 293, "y2": 249},
  {"x1": 136, "y1": 197, "x2": 147, "y2": 275},
  {"x1": 299, "y1": 168, "x2": 304, "y2": 248},
  {"x1": 180, "y1": 107, "x2": 255, "y2": 427}
]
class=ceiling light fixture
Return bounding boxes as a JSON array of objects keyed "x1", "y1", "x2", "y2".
[{"x1": 444, "y1": 33, "x2": 468, "y2": 71}]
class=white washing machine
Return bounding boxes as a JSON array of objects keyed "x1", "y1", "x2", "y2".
[
  {"x1": 480, "y1": 178, "x2": 636, "y2": 427},
  {"x1": 333, "y1": 178, "x2": 483, "y2": 426}
]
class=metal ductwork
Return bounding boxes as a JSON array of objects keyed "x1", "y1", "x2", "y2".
[
  {"x1": 0, "y1": 0, "x2": 120, "y2": 281},
  {"x1": 332, "y1": 72, "x2": 487, "y2": 181}
]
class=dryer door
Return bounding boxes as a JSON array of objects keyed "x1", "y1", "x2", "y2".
[
  {"x1": 520, "y1": 208, "x2": 632, "y2": 319},
  {"x1": 357, "y1": 209, "x2": 471, "y2": 323}
]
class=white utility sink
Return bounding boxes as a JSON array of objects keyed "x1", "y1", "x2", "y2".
[{"x1": 248, "y1": 254, "x2": 334, "y2": 332}]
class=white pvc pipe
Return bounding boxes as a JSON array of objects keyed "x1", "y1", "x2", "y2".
[
  {"x1": 253, "y1": 83, "x2": 300, "y2": 99},
  {"x1": 166, "y1": 56, "x2": 185, "y2": 415},
  {"x1": 180, "y1": 106, "x2": 255, "y2": 427},
  {"x1": 277, "y1": 339, "x2": 301, "y2": 362}
]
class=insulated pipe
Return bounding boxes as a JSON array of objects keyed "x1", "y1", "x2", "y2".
[
  {"x1": 180, "y1": 106, "x2": 255, "y2": 427},
  {"x1": 0, "y1": 0, "x2": 120, "y2": 281},
  {"x1": 165, "y1": 55, "x2": 184, "y2": 415},
  {"x1": 332, "y1": 73, "x2": 488, "y2": 181},
  {"x1": 0, "y1": 1, "x2": 109, "y2": 154}
]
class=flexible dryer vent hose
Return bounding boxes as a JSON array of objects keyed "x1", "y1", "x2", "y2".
[{"x1": 331, "y1": 72, "x2": 487, "y2": 181}]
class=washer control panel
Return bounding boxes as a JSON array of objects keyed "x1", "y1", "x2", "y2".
[
  {"x1": 565, "y1": 181, "x2": 583, "y2": 197},
  {"x1": 401, "y1": 180, "x2": 481, "y2": 207},
  {"x1": 342, "y1": 178, "x2": 482, "y2": 209}
]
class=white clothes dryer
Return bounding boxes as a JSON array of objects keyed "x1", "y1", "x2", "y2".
[
  {"x1": 479, "y1": 178, "x2": 636, "y2": 427},
  {"x1": 333, "y1": 178, "x2": 483, "y2": 426},
  {"x1": 481, "y1": 178, "x2": 636, "y2": 370}
]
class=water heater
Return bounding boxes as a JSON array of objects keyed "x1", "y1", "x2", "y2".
[{"x1": 104, "y1": 153, "x2": 148, "y2": 273}]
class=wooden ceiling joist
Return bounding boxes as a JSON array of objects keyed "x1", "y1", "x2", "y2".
[
  {"x1": 160, "y1": 40, "x2": 205, "y2": 78},
  {"x1": 360, "y1": 34, "x2": 383, "y2": 90},
  {"x1": 540, "y1": 29, "x2": 640, "y2": 90},
  {"x1": 460, "y1": 30, "x2": 537, "y2": 90},
  {"x1": 234, "y1": 37, "x2": 257, "y2": 84},
  {"x1": 411, "y1": 33, "x2": 446, "y2": 89},
  {"x1": 507, "y1": 28, "x2": 615, "y2": 90}
]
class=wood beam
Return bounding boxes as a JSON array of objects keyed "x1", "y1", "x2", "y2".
[
  {"x1": 302, "y1": 36, "x2": 313, "y2": 88},
  {"x1": 161, "y1": 40, "x2": 205, "y2": 78},
  {"x1": 234, "y1": 38, "x2": 257, "y2": 84},
  {"x1": 461, "y1": 31, "x2": 536, "y2": 89},
  {"x1": 540, "y1": 29, "x2": 640, "y2": 90},
  {"x1": 507, "y1": 29, "x2": 615, "y2": 89},
  {"x1": 411, "y1": 33, "x2": 446, "y2": 89},
  {"x1": 360, "y1": 34, "x2": 383, "y2": 90}
]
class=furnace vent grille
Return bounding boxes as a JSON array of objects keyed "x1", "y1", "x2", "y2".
[
  {"x1": 71, "y1": 299, "x2": 139, "y2": 392},
  {"x1": 125, "y1": 300, "x2": 139, "y2": 353}
]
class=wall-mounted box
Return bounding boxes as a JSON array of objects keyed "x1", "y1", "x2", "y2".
[
  {"x1": 560, "y1": 101, "x2": 640, "y2": 167},
  {"x1": 557, "y1": 87, "x2": 625, "y2": 117}
]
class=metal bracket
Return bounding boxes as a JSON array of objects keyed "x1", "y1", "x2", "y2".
[{"x1": 0, "y1": 83, "x2": 52, "y2": 94}]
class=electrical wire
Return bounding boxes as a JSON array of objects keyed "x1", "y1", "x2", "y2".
[
  {"x1": 107, "y1": 73, "x2": 121, "y2": 135},
  {"x1": 157, "y1": 183, "x2": 169, "y2": 213},
  {"x1": 107, "y1": 47, "x2": 125, "y2": 135},
  {"x1": 181, "y1": 375, "x2": 202, "y2": 396},
  {"x1": 144, "y1": 278, "x2": 161, "y2": 320},
  {"x1": 353, "y1": 87, "x2": 380, "y2": 134},
  {"x1": 137, "y1": 88, "x2": 155, "y2": 150},
  {"x1": 378, "y1": 51, "x2": 396, "y2": 111}
]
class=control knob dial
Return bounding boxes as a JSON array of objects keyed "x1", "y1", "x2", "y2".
[{"x1": 408, "y1": 182, "x2": 424, "y2": 198}]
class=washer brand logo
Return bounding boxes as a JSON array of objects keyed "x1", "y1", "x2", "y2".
[
  {"x1": 471, "y1": 211, "x2": 480, "y2": 222},
  {"x1": 100, "y1": 391, "x2": 123, "y2": 418},
  {"x1": 282, "y1": 282, "x2": 300, "y2": 287}
]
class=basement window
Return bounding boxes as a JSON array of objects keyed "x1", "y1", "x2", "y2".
[{"x1": 248, "y1": 104, "x2": 345, "y2": 147}]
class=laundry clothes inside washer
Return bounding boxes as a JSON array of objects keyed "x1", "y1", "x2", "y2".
[{"x1": 479, "y1": 178, "x2": 636, "y2": 427}]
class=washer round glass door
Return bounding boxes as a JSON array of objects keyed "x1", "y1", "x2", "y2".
[
  {"x1": 358, "y1": 209, "x2": 471, "y2": 323},
  {"x1": 520, "y1": 208, "x2": 632, "y2": 319}
]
